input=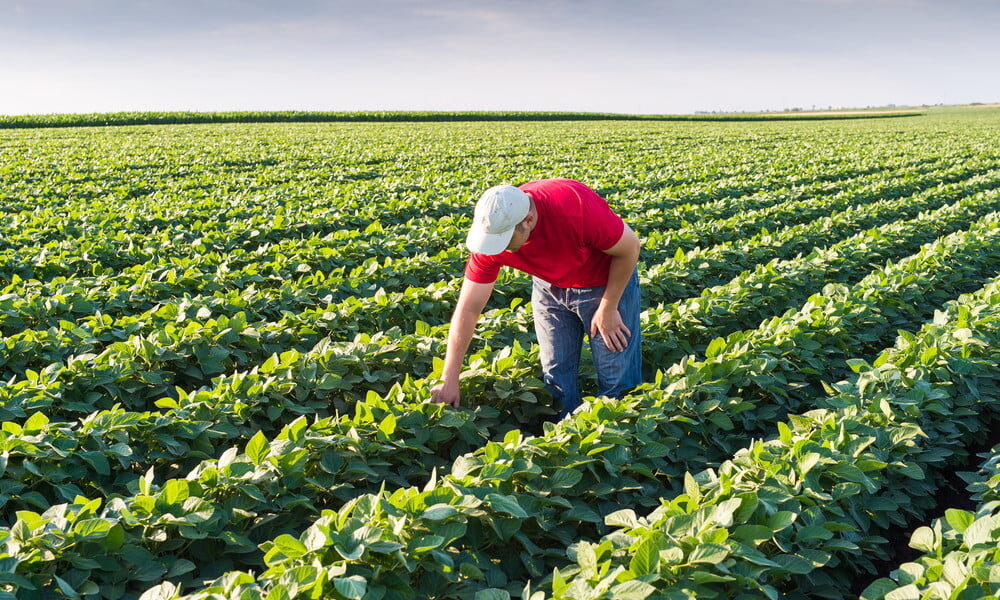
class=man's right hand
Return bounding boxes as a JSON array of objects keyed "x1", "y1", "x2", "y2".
[{"x1": 430, "y1": 381, "x2": 461, "y2": 408}]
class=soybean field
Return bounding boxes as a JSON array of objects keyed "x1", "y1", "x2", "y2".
[{"x1": 2, "y1": 107, "x2": 1000, "y2": 600}]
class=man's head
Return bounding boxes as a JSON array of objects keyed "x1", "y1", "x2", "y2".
[{"x1": 466, "y1": 185, "x2": 537, "y2": 255}]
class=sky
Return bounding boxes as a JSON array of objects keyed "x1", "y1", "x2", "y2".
[{"x1": 1, "y1": 0, "x2": 998, "y2": 115}]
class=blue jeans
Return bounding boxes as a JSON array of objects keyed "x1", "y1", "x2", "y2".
[{"x1": 531, "y1": 269, "x2": 642, "y2": 420}]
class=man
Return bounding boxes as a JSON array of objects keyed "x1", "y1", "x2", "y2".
[{"x1": 430, "y1": 178, "x2": 642, "y2": 420}]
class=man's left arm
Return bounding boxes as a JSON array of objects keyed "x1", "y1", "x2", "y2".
[{"x1": 591, "y1": 223, "x2": 641, "y2": 352}]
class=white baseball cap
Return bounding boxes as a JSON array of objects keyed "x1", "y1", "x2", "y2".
[{"x1": 465, "y1": 185, "x2": 530, "y2": 255}]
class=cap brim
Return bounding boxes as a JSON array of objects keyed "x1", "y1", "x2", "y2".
[{"x1": 466, "y1": 225, "x2": 514, "y2": 256}]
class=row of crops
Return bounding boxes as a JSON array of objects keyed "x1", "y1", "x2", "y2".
[
  {"x1": 1, "y1": 109, "x2": 999, "y2": 599},
  {"x1": 0, "y1": 111, "x2": 923, "y2": 130}
]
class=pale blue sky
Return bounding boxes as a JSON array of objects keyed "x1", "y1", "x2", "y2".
[{"x1": 2, "y1": 0, "x2": 998, "y2": 115}]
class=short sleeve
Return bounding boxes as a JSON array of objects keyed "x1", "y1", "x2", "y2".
[
  {"x1": 464, "y1": 253, "x2": 502, "y2": 284},
  {"x1": 581, "y1": 188, "x2": 625, "y2": 251}
]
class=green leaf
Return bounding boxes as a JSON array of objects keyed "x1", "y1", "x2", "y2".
[
  {"x1": 552, "y1": 568, "x2": 567, "y2": 595},
  {"x1": 945, "y1": 509, "x2": 974, "y2": 534},
  {"x1": 302, "y1": 526, "x2": 328, "y2": 552},
  {"x1": 605, "y1": 509, "x2": 639, "y2": 529},
  {"x1": 166, "y1": 559, "x2": 196, "y2": 578},
  {"x1": 576, "y1": 542, "x2": 597, "y2": 572},
  {"x1": 460, "y1": 563, "x2": 485, "y2": 580},
  {"x1": 711, "y1": 498, "x2": 742, "y2": 528},
  {"x1": 767, "y1": 511, "x2": 797, "y2": 533},
  {"x1": 683, "y1": 472, "x2": 700, "y2": 503},
  {"x1": 73, "y1": 518, "x2": 112, "y2": 540},
  {"x1": 799, "y1": 452, "x2": 821, "y2": 476},
  {"x1": 893, "y1": 562, "x2": 925, "y2": 586},
  {"x1": 101, "y1": 524, "x2": 125, "y2": 551},
  {"x1": 23, "y1": 412, "x2": 49, "y2": 433},
  {"x1": 609, "y1": 580, "x2": 656, "y2": 600},
  {"x1": 691, "y1": 571, "x2": 735, "y2": 584},
  {"x1": 266, "y1": 588, "x2": 290, "y2": 600},
  {"x1": 473, "y1": 590, "x2": 510, "y2": 600},
  {"x1": 549, "y1": 468, "x2": 583, "y2": 489},
  {"x1": 409, "y1": 535, "x2": 444, "y2": 553},
  {"x1": 859, "y1": 578, "x2": 896, "y2": 600},
  {"x1": 963, "y1": 514, "x2": 996, "y2": 548},
  {"x1": 796, "y1": 525, "x2": 833, "y2": 542},
  {"x1": 883, "y1": 585, "x2": 920, "y2": 600},
  {"x1": 76, "y1": 581, "x2": 98, "y2": 596},
  {"x1": 132, "y1": 560, "x2": 168, "y2": 582},
  {"x1": 941, "y1": 556, "x2": 967, "y2": 587},
  {"x1": 160, "y1": 479, "x2": 190, "y2": 507},
  {"x1": 688, "y1": 543, "x2": 728, "y2": 564},
  {"x1": 451, "y1": 455, "x2": 478, "y2": 479},
  {"x1": 920, "y1": 346, "x2": 938, "y2": 363},
  {"x1": 773, "y1": 553, "x2": 814, "y2": 574},
  {"x1": 422, "y1": 504, "x2": 458, "y2": 521},
  {"x1": 245, "y1": 431, "x2": 269, "y2": 466},
  {"x1": 486, "y1": 494, "x2": 528, "y2": 518},
  {"x1": 333, "y1": 576, "x2": 367, "y2": 600},
  {"x1": 273, "y1": 534, "x2": 309, "y2": 558},
  {"x1": 705, "y1": 337, "x2": 726, "y2": 358},
  {"x1": 734, "y1": 524, "x2": 773, "y2": 543},
  {"x1": 629, "y1": 537, "x2": 659, "y2": 575},
  {"x1": 989, "y1": 564, "x2": 1000, "y2": 583},
  {"x1": 80, "y1": 451, "x2": 111, "y2": 476},
  {"x1": 53, "y1": 575, "x2": 81, "y2": 599},
  {"x1": 709, "y1": 411, "x2": 734, "y2": 430},
  {"x1": 895, "y1": 462, "x2": 924, "y2": 480},
  {"x1": 908, "y1": 526, "x2": 936, "y2": 553},
  {"x1": 378, "y1": 414, "x2": 396, "y2": 436},
  {"x1": 846, "y1": 358, "x2": 869, "y2": 373},
  {"x1": 138, "y1": 582, "x2": 179, "y2": 600}
]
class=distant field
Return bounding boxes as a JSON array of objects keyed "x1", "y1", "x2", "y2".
[
  {"x1": 764, "y1": 108, "x2": 924, "y2": 116},
  {"x1": 2, "y1": 107, "x2": 1000, "y2": 599},
  {"x1": 0, "y1": 108, "x2": 926, "y2": 129}
]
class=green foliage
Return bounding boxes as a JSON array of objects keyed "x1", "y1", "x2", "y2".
[
  {"x1": 0, "y1": 110, "x2": 924, "y2": 130},
  {"x1": 546, "y1": 277, "x2": 1000, "y2": 599},
  {"x1": 1, "y1": 114, "x2": 999, "y2": 599}
]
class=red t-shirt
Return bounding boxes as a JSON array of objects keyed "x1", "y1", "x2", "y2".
[{"x1": 464, "y1": 179, "x2": 625, "y2": 288}]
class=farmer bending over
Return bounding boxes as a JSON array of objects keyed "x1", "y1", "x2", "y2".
[{"x1": 430, "y1": 179, "x2": 642, "y2": 420}]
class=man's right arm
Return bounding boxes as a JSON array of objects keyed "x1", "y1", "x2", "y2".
[{"x1": 430, "y1": 277, "x2": 495, "y2": 407}]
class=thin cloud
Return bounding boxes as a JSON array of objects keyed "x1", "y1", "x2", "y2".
[
  {"x1": 0, "y1": 0, "x2": 997, "y2": 114},
  {"x1": 412, "y1": 6, "x2": 525, "y2": 30},
  {"x1": 790, "y1": 0, "x2": 924, "y2": 4}
]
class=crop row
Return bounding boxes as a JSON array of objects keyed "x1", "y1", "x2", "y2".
[
  {"x1": 0, "y1": 156, "x2": 921, "y2": 339},
  {"x1": 2, "y1": 186, "x2": 998, "y2": 491},
  {"x1": 0, "y1": 178, "x2": 994, "y2": 504},
  {"x1": 3, "y1": 211, "x2": 999, "y2": 597},
  {"x1": 139, "y1": 245, "x2": 1000, "y2": 599},
  {"x1": 640, "y1": 186, "x2": 1000, "y2": 372},
  {"x1": 860, "y1": 443, "x2": 1000, "y2": 600},
  {"x1": 537, "y1": 276, "x2": 1000, "y2": 600},
  {"x1": 3, "y1": 117, "x2": 1000, "y2": 599},
  {"x1": 6, "y1": 187, "x2": 995, "y2": 502},
  {"x1": 3, "y1": 123, "x2": 964, "y2": 229},
  {"x1": 4, "y1": 144, "x2": 951, "y2": 288},
  {"x1": 3, "y1": 171, "x2": 997, "y2": 432},
  {"x1": 172, "y1": 274, "x2": 1000, "y2": 600},
  {"x1": 0, "y1": 109, "x2": 933, "y2": 130},
  {"x1": 1, "y1": 154, "x2": 980, "y2": 341}
]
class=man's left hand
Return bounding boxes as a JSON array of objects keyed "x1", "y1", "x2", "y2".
[{"x1": 590, "y1": 305, "x2": 631, "y2": 352}]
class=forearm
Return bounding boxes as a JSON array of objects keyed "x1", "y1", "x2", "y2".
[
  {"x1": 441, "y1": 308, "x2": 479, "y2": 383},
  {"x1": 599, "y1": 251, "x2": 639, "y2": 309}
]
